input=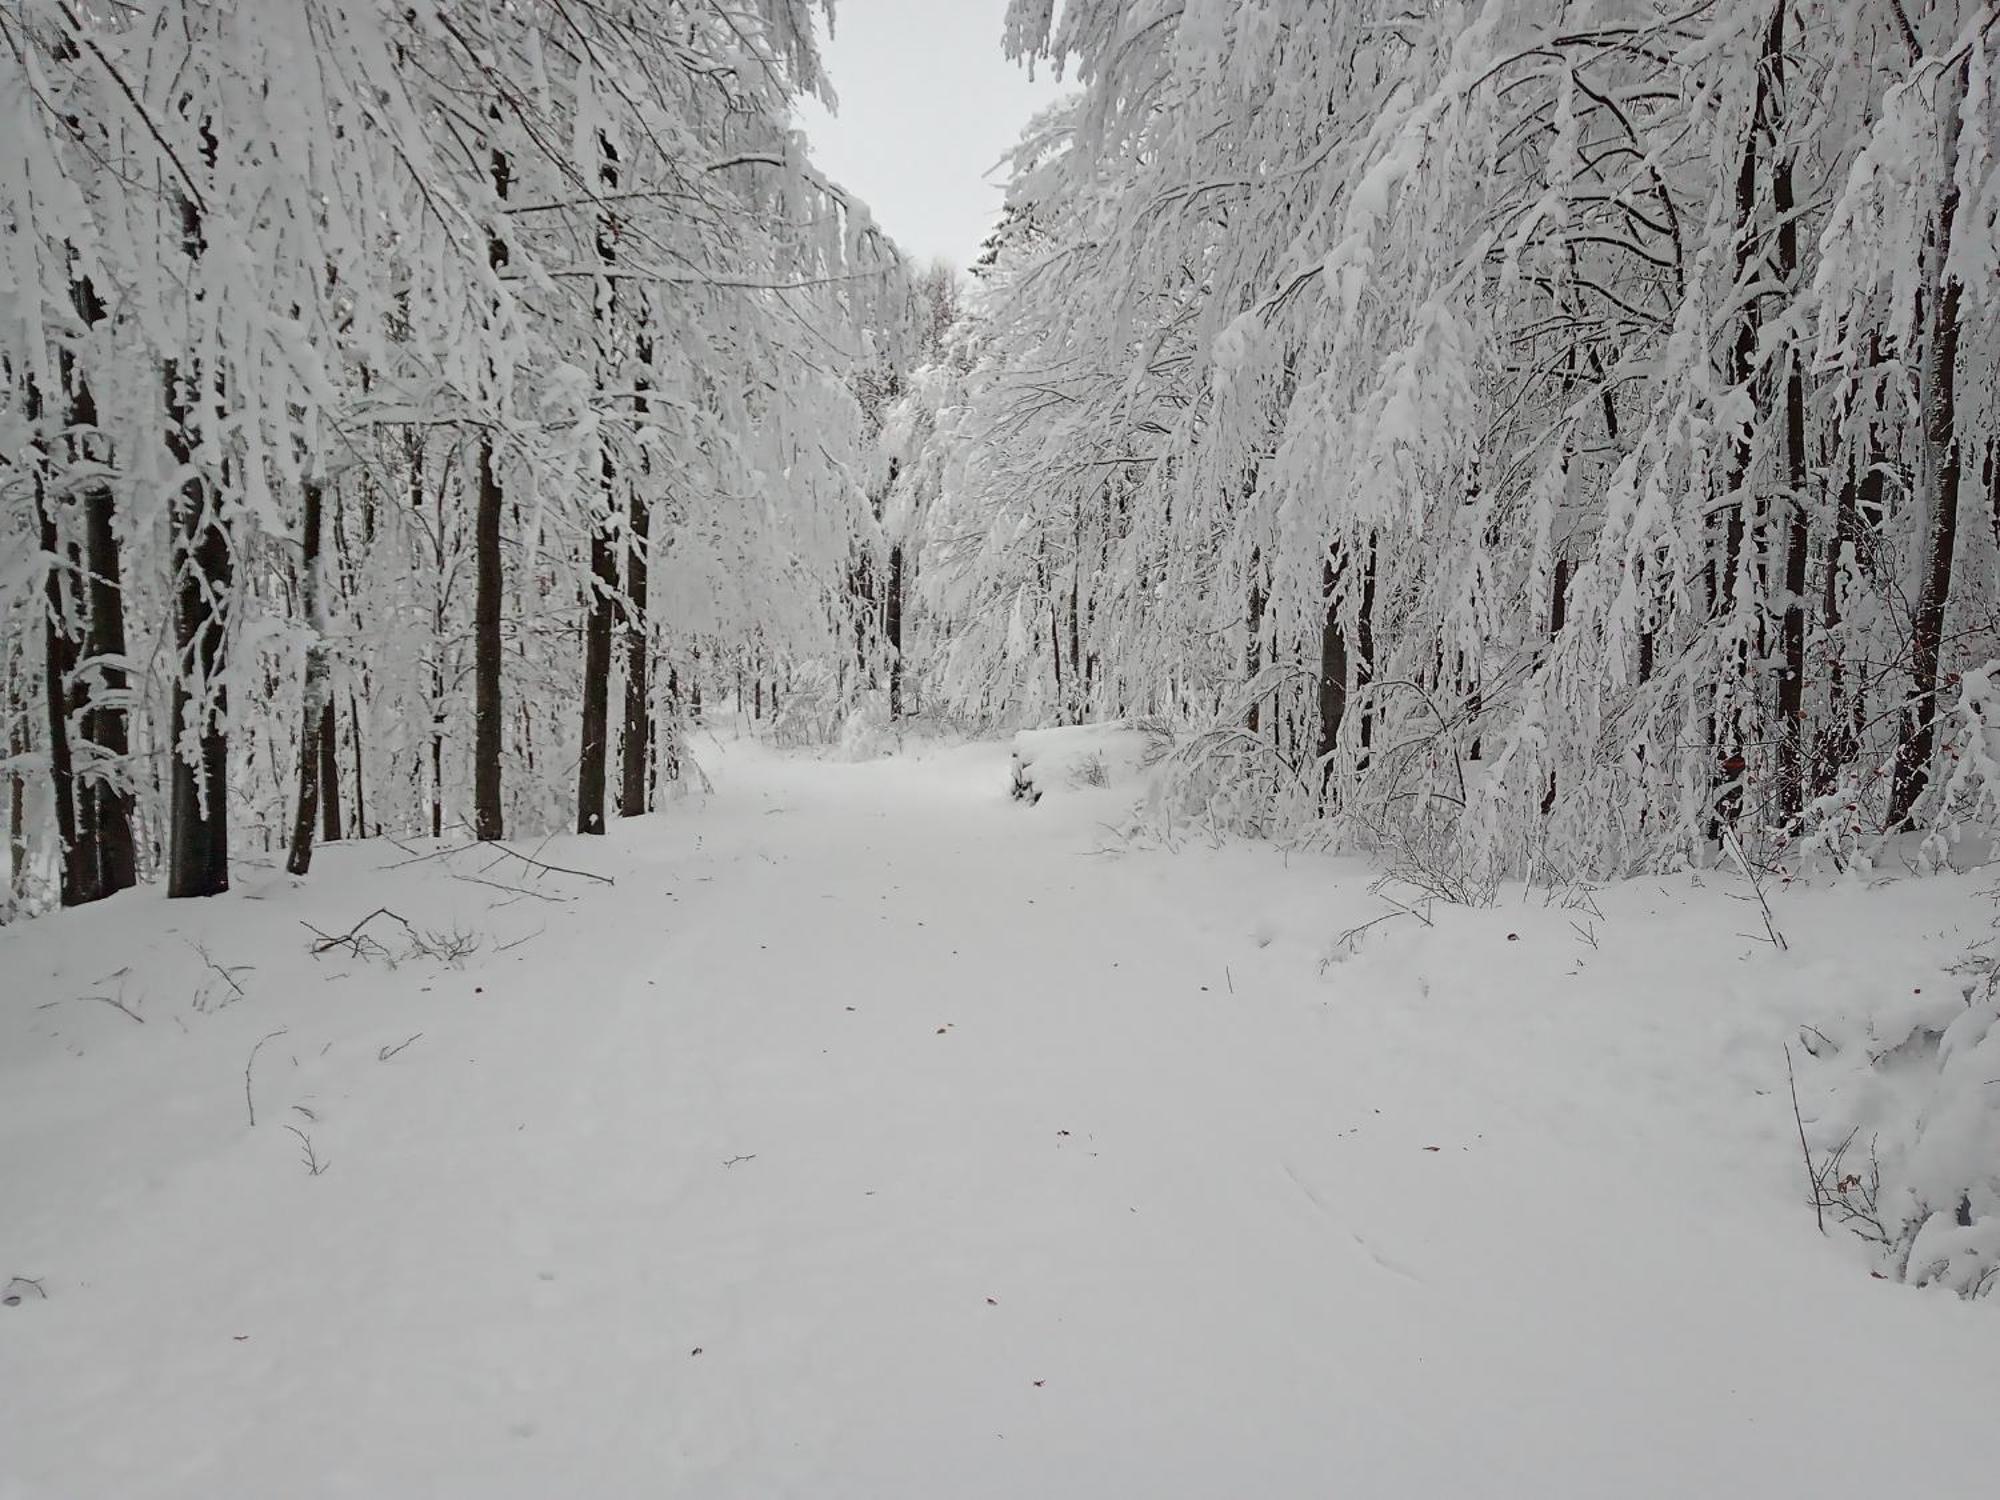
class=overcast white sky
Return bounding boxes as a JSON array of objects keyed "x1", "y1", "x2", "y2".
[{"x1": 795, "y1": 0, "x2": 1062, "y2": 270}]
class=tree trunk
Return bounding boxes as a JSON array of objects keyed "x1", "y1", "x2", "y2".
[
  {"x1": 886, "y1": 542, "x2": 905, "y2": 720},
  {"x1": 165, "y1": 156, "x2": 230, "y2": 899},
  {"x1": 578, "y1": 486, "x2": 617, "y2": 835},
  {"x1": 1887, "y1": 53, "x2": 1971, "y2": 831},
  {"x1": 1773, "y1": 133, "x2": 1810, "y2": 822},
  {"x1": 1316, "y1": 554, "x2": 1348, "y2": 802},
  {"x1": 578, "y1": 136, "x2": 622, "y2": 836},
  {"x1": 69, "y1": 271, "x2": 135, "y2": 896},
  {"x1": 473, "y1": 141, "x2": 510, "y2": 843},
  {"x1": 663, "y1": 666, "x2": 683, "y2": 783},
  {"x1": 318, "y1": 703, "x2": 341, "y2": 841},
  {"x1": 617, "y1": 463, "x2": 652, "y2": 817},
  {"x1": 1246, "y1": 552, "x2": 1265, "y2": 734},
  {"x1": 1356, "y1": 536, "x2": 1377, "y2": 767},
  {"x1": 287, "y1": 480, "x2": 330, "y2": 876},
  {"x1": 33, "y1": 378, "x2": 90, "y2": 905},
  {"x1": 1711, "y1": 0, "x2": 1782, "y2": 836},
  {"x1": 6, "y1": 671, "x2": 26, "y2": 903},
  {"x1": 164, "y1": 403, "x2": 232, "y2": 898},
  {"x1": 349, "y1": 693, "x2": 366, "y2": 838}
]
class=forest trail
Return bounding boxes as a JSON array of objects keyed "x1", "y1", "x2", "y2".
[{"x1": 3, "y1": 738, "x2": 1997, "y2": 1499}]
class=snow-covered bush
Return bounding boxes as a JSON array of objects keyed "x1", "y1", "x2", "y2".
[
  {"x1": 1797, "y1": 947, "x2": 2000, "y2": 1299},
  {"x1": 1009, "y1": 722, "x2": 1158, "y2": 807},
  {"x1": 770, "y1": 664, "x2": 850, "y2": 751}
]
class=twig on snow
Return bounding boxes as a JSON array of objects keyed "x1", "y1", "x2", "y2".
[
  {"x1": 245, "y1": 1029, "x2": 289, "y2": 1128},
  {"x1": 39, "y1": 991, "x2": 144, "y2": 1024},
  {"x1": 187, "y1": 938, "x2": 250, "y2": 997},
  {"x1": 477, "y1": 843, "x2": 615, "y2": 886},
  {"x1": 284, "y1": 1124, "x2": 329, "y2": 1176},
  {"x1": 303, "y1": 907, "x2": 416, "y2": 957}
]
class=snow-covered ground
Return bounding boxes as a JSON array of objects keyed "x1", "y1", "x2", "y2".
[{"x1": 3, "y1": 736, "x2": 1997, "y2": 1499}]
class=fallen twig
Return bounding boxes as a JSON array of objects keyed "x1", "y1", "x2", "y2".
[
  {"x1": 449, "y1": 871, "x2": 570, "y2": 904},
  {"x1": 284, "y1": 1124, "x2": 329, "y2": 1176},
  {"x1": 303, "y1": 907, "x2": 417, "y2": 957},
  {"x1": 188, "y1": 939, "x2": 250, "y2": 998},
  {"x1": 385, "y1": 841, "x2": 477, "y2": 870},
  {"x1": 246, "y1": 1029, "x2": 289, "y2": 1128},
  {"x1": 477, "y1": 844, "x2": 615, "y2": 886},
  {"x1": 39, "y1": 991, "x2": 145, "y2": 1024},
  {"x1": 377, "y1": 1033, "x2": 423, "y2": 1063}
]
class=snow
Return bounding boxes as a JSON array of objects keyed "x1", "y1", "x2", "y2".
[
  {"x1": 1009, "y1": 721, "x2": 1157, "y2": 803},
  {"x1": 4, "y1": 736, "x2": 1998, "y2": 1499}
]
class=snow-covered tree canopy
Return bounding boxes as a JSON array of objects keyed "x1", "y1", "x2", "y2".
[
  {"x1": 1, "y1": 0, "x2": 916, "y2": 908},
  {"x1": 904, "y1": 0, "x2": 2000, "y2": 879}
]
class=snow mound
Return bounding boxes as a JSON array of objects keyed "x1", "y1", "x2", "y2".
[
  {"x1": 1797, "y1": 948, "x2": 2000, "y2": 1297},
  {"x1": 1008, "y1": 722, "x2": 1157, "y2": 805}
]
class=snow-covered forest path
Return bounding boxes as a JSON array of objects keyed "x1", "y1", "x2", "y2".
[{"x1": 4, "y1": 739, "x2": 1997, "y2": 1499}]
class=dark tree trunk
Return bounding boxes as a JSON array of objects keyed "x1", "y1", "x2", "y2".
[
  {"x1": 1887, "y1": 54, "x2": 1971, "y2": 831},
  {"x1": 578, "y1": 481, "x2": 617, "y2": 835},
  {"x1": 7, "y1": 676, "x2": 26, "y2": 902},
  {"x1": 33, "y1": 379, "x2": 90, "y2": 905},
  {"x1": 164, "y1": 404, "x2": 232, "y2": 898},
  {"x1": 578, "y1": 136, "x2": 622, "y2": 836},
  {"x1": 1246, "y1": 552, "x2": 1265, "y2": 734},
  {"x1": 617, "y1": 448, "x2": 652, "y2": 817},
  {"x1": 349, "y1": 694, "x2": 366, "y2": 838},
  {"x1": 287, "y1": 479, "x2": 330, "y2": 875},
  {"x1": 69, "y1": 272, "x2": 134, "y2": 895},
  {"x1": 318, "y1": 703, "x2": 341, "y2": 841},
  {"x1": 166, "y1": 153, "x2": 230, "y2": 899},
  {"x1": 473, "y1": 141, "x2": 510, "y2": 842},
  {"x1": 1067, "y1": 573, "x2": 1082, "y2": 718},
  {"x1": 1542, "y1": 558, "x2": 1570, "y2": 817},
  {"x1": 1316, "y1": 554, "x2": 1348, "y2": 803},
  {"x1": 1773, "y1": 136, "x2": 1810, "y2": 822},
  {"x1": 1048, "y1": 600, "x2": 1065, "y2": 723},
  {"x1": 472, "y1": 434, "x2": 505, "y2": 840},
  {"x1": 886, "y1": 542, "x2": 905, "y2": 720},
  {"x1": 1356, "y1": 536, "x2": 1377, "y2": 766}
]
